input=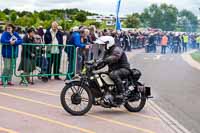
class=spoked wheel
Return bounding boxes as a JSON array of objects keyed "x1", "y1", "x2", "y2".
[
  {"x1": 60, "y1": 81, "x2": 93, "y2": 116},
  {"x1": 124, "y1": 92, "x2": 146, "y2": 112}
]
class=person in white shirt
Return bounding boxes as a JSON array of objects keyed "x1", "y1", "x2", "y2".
[{"x1": 44, "y1": 21, "x2": 63, "y2": 80}]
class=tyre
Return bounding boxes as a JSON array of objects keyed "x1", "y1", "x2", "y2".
[
  {"x1": 124, "y1": 82, "x2": 146, "y2": 112},
  {"x1": 124, "y1": 95, "x2": 146, "y2": 112},
  {"x1": 60, "y1": 81, "x2": 93, "y2": 116}
]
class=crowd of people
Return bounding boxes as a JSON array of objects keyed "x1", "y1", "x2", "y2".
[
  {"x1": 0, "y1": 21, "x2": 200, "y2": 86},
  {"x1": 114, "y1": 30, "x2": 200, "y2": 54}
]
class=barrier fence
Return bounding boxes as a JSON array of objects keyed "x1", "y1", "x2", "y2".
[{"x1": 0, "y1": 43, "x2": 77, "y2": 87}]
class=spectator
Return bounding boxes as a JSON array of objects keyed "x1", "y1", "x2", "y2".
[
  {"x1": 123, "y1": 31, "x2": 131, "y2": 51},
  {"x1": 68, "y1": 26, "x2": 89, "y2": 74},
  {"x1": 182, "y1": 33, "x2": 188, "y2": 52},
  {"x1": 161, "y1": 34, "x2": 168, "y2": 54},
  {"x1": 191, "y1": 34, "x2": 197, "y2": 49},
  {"x1": 172, "y1": 33, "x2": 181, "y2": 53},
  {"x1": 78, "y1": 28, "x2": 90, "y2": 72},
  {"x1": 37, "y1": 26, "x2": 44, "y2": 42},
  {"x1": 148, "y1": 33, "x2": 156, "y2": 53},
  {"x1": 196, "y1": 34, "x2": 200, "y2": 49},
  {"x1": 44, "y1": 21, "x2": 63, "y2": 80},
  {"x1": 64, "y1": 27, "x2": 78, "y2": 80},
  {"x1": 34, "y1": 34, "x2": 49, "y2": 82},
  {"x1": 89, "y1": 25, "x2": 98, "y2": 60},
  {"x1": 0, "y1": 23, "x2": 23, "y2": 85},
  {"x1": 18, "y1": 28, "x2": 37, "y2": 85},
  {"x1": 113, "y1": 31, "x2": 121, "y2": 47}
]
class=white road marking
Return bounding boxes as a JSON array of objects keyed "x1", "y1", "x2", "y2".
[{"x1": 149, "y1": 100, "x2": 191, "y2": 133}]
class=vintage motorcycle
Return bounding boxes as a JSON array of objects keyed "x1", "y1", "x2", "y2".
[{"x1": 60, "y1": 61, "x2": 152, "y2": 116}]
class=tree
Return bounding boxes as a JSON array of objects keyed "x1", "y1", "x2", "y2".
[
  {"x1": 60, "y1": 20, "x2": 73, "y2": 30},
  {"x1": 0, "y1": 11, "x2": 7, "y2": 21},
  {"x1": 89, "y1": 22, "x2": 101, "y2": 28},
  {"x1": 124, "y1": 14, "x2": 140, "y2": 28},
  {"x1": 10, "y1": 11, "x2": 17, "y2": 22},
  {"x1": 160, "y1": 4, "x2": 178, "y2": 31},
  {"x1": 3, "y1": 8, "x2": 10, "y2": 15},
  {"x1": 18, "y1": 11, "x2": 32, "y2": 17},
  {"x1": 178, "y1": 9, "x2": 198, "y2": 32},
  {"x1": 141, "y1": 4, "x2": 178, "y2": 31},
  {"x1": 39, "y1": 11, "x2": 51, "y2": 21},
  {"x1": 75, "y1": 12, "x2": 87, "y2": 23}
]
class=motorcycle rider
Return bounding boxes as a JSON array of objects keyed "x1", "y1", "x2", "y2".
[{"x1": 94, "y1": 36, "x2": 131, "y2": 99}]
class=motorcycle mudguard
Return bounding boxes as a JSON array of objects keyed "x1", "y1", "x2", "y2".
[
  {"x1": 65, "y1": 75, "x2": 81, "y2": 84},
  {"x1": 137, "y1": 85, "x2": 151, "y2": 97},
  {"x1": 145, "y1": 87, "x2": 151, "y2": 97},
  {"x1": 65, "y1": 79, "x2": 80, "y2": 85}
]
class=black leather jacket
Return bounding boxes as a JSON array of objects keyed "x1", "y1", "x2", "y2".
[{"x1": 97, "y1": 46, "x2": 130, "y2": 71}]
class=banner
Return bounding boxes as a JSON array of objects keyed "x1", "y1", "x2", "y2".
[{"x1": 116, "y1": 0, "x2": 122, "y2": 30}]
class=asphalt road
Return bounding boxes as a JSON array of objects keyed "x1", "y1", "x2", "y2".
[
  {"x1": 0, "y1": 48, "x2": 199, "y2": 133},
  {"x1": 130, "y1": 52, "x2": 200, "y2": 133}
]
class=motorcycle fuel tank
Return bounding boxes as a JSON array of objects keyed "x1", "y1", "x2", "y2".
[{"x1": 100, "y1": 74, "x2": 115, "y2": 85}]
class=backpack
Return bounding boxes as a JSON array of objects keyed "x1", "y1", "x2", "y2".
[{"x1": 130, "y1": 68, "x2": 142, "y2": 82}]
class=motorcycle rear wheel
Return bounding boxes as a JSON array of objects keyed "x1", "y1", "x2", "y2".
[{"x1": 124, "y1": 93, "x2": 146, "y2": 112}]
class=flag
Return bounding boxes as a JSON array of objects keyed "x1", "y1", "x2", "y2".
[{"x1": 116, "y1": 0, "x2": 122, "y2": 30}]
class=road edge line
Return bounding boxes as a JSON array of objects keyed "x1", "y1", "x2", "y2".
[{"x1": 149, "y1": 100, "x2": 191, "y2": 133}]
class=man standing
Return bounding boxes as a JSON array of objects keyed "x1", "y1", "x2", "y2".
[
  {"x1": 44, "y1": 21, "x2": 63, "y2": 80},
  {"x1": 161, "y1": 34, "x2": 168, "y2": 54},
  {"x1": 196, "y1": 34, "x2": 200, "y2": 49},
  {"x1": 182, "y1": 33, "x2": 188, "y2": 52}
]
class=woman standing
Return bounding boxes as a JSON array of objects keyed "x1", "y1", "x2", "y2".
[{"x1": 0, "y1": 23, "x2": 23, "y2": 85}]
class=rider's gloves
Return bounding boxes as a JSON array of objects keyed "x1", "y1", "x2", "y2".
[{"x1": 95, "y1": 59, "x2": 105, "y2": 70}]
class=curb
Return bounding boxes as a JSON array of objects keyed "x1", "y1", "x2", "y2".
[
  {"x1": 181, "y1": 50, "x2": 200, "y2": 71},
  {"x1": 149, "y1": 100, "x2": 191, "y2": 133}
]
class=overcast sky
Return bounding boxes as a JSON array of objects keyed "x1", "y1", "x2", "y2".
[{"x1": 0, "y1": 0, "x2": 199, "y2": 16}]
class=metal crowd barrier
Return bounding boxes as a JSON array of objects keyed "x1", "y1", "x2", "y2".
[{"x1": 0, "y1": 43, "x2": 77, "y2": 87}]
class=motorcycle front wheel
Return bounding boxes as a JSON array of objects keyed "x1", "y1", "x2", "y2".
[{"x1": 60, "y1": 81, "x2": 93, "y2": 116}]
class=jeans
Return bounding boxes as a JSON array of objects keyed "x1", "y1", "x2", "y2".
[
  {"x1": 109, "y1": 68, "x2": 130, "y2": 94},
  {"x1": 2, "y1": 58, "x2": 16, "y2": 82},
  {"x1": 36, "y1": 56, "x2": 48, "y2": 74},
  {"x1": 76, "y1": 48, "x2": 84, "y2": 74},
  {"x1": 161, "y1": 46, "x2": 167, "y2": 54},
  {"x1": 182, "y1": 43, "x2": 187, "y2": 52},
  {"x1": 47, "y1": 53, "x2": 61, "y2": 78}
]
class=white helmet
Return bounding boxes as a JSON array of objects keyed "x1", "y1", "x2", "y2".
[{"x1": 94, "y1": 36, "x2": 115, "y2": 49}]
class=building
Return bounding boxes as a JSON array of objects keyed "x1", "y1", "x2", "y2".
[{"x1": 87, "y1": 15, "x2": 127, "y2": 26}]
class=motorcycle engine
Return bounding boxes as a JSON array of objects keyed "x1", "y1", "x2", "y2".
[{"x1": 99, "y1": 93, "x2": 114, "y2": 108}]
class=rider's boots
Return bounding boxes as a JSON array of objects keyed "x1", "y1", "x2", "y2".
[{"x1": 115, "y1": 82, "x2": 126, "y2": 100}]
